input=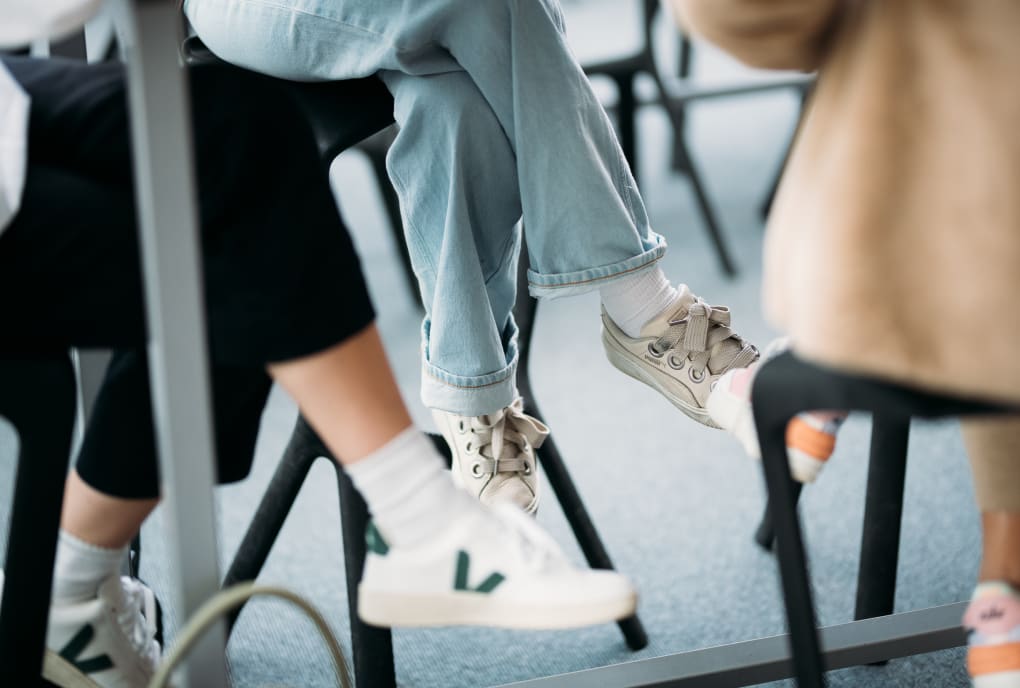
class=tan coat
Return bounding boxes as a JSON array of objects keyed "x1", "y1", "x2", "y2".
[{"x1": 674, "y1": 0, "x2": 1020, "y2": 405}]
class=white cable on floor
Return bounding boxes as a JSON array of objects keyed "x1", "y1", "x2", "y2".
[{"x1": 148, "y1": 582, "x2": 352, "y2": 688}]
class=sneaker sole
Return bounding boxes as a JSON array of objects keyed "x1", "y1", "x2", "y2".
[
  {"x1": 602, "y1": 328, "x2": 720, "y2": 429},
  {"x1": 43, "y1": 651, "x2": 103, "y2": 688},
  {"x1": 357, "y1": 588, "x2": 636, "y2": 630}
]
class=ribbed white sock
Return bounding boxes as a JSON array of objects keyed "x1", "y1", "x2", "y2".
[
  {"x1": 599, "y1": 266, "x2": 679, "y2": 338},
  {"x1": 346, "y1": 426, "x2": 474, "y2": 548},
  {"x1": 52, "y1": 530, "x2": 126, "y2": 603}
]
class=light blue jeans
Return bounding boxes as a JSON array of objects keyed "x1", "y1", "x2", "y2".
[{"x1": 184, "y1": 0, "x2": 667, "y2": 415}]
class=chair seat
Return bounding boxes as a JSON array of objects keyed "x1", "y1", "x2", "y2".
[{"x1": 181, "y1": 35, "x2": 395, "y2": 162}]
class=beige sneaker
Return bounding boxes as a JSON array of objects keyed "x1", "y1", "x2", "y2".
[
  {"x1": 601, "y1": 285, "x2": 759, "y2": 428},
  {"x1": 432, "y1": 398, "x2": 549, "y2": 515}
]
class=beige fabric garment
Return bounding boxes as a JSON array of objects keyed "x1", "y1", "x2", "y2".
[{"x1": 674, "y1": 0, "x2": 1020, "y2": 509}]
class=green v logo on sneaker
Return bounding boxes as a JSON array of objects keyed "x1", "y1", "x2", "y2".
[
  {"x1": 453, "y1": 551, "x2": 505, "y2": 593},
  {"x1": 366, "y1": 521, "x2": 390, "y2": 556},
  {"x1": 58, "y1": 624, "x2": 115, "y2": 674}
]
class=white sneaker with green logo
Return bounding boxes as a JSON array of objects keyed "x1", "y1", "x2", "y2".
[
  {"x1": 602, "y1": 285, "x2": 759, "y2": 428},
  {"x1": 357, "y1": 503, "x2": 637, "y2": 629},
  {"x1": 0, "y1": 571, "x2": 162, "y2": 688}
]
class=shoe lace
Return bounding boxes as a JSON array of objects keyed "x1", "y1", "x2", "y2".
[
  {"x1": 465, "y1": 398, "x2": 549, "y2": 477},
  {"x1": 649, "y1": 298, "x2": 759, "y2": 376},
  {"x1": 114, "y1": 578, "x2": 161, "y2": 671}
]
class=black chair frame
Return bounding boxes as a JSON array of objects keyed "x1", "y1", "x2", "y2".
[{"x1": 750, "y1": 351, "x2": 1017, "y2": 687}]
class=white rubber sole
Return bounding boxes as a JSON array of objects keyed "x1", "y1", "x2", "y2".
[
  {"x1": 973, "y1": 670, "x2": 1020, "y2": 688},
  {"x1": 42, "y1": 651, "x2": 103, "y2": 688},
  {"x1": 358, "y1": 587, "x2": 637, "y2": 630},
  {"x1": 601, "y1": 329, "x2": 718, "y2": 429}
]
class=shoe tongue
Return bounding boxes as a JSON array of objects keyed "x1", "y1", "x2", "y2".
[{"x1": 638, "y1": 284, "x2": 696, "y2": 338}]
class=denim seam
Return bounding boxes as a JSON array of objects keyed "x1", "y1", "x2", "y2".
[
  {"x1": 384, "y1": 161, "x2": 438, "y2": 276},
  {"x1": 527, "y1": 252, "x2": 662, "y2": 290},
  {"x1": 230, "y1": 0, "x2": 385, "y2": 39},
  {"x1": 482, "y1": 227, "x2": 520, "y2": 287}
]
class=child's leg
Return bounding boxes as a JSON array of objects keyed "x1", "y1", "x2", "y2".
[
  {"x1": 380, "y1": 69, "x2": 547, "y2": 512},
  {"x1": 707, "y1": 341, "x2": 847, "y2": 482},
  {"x1": 269, "y1": 324, "x2": 636, "y2": 629},
  {"x1": 186, "y1": 0, "x2": 759, "y2": 426},
  {"x1": 963, "y1": 418, "x2": 1020, "y2": 688}
]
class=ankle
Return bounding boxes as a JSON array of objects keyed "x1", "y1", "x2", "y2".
[{"x1": 599, "y1": 268, "x2": 679, "y2": 338}]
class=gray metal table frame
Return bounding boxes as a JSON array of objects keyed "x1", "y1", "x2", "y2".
[
  {"x1": 109, "y1": 1, "x2": 229, "y2": 686},
  {"x1": 504, "y1": 602, "x2": 966, "y2": 687}
]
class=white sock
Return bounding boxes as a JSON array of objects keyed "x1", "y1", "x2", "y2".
[
  {"x1": 346, "y1": 426, "x2": 474, "y2": 548},
  {"x1": 52, "y1": 530, "x2": 126, "y2": 603},
  {"x1": 599, "y1": 266, "x2": 679, "y2": 338}
]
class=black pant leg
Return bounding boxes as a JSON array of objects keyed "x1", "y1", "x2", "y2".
[
  {"x1": 0, "y1": 56, "x2": 376, "y2": 362},
  {"x1": 0, "y1": 57, "x2": 377, "y2": 498},
  {"x1": 76, "y1": 350, "x2": 272, "y2": 499}
]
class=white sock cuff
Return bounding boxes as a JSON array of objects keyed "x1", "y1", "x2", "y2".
[
  {"x1": 600, "y1": 266, "x2": 678, "y2": 338},
  {"x1": 57, "y1": 530, "x2": 126, "y2": 563},
  {"x1": 346, "y1": 426, "x2": 443, "y2": 489},
  {"x1": 52, "y1": 530, "x2": 127, "y2": 601}
]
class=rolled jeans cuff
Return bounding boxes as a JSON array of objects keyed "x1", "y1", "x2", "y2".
[
  {"x1": 421, "y1": 355, "x2": 518, "y2": 416},
  {"x1": 526, "y1": 238, "x2": 667, "y2": 299}
]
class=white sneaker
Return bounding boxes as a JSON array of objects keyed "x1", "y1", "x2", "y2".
[
  {"x1": 433, "y1": 398, "x2": 549, "y2": 515},
  {"x1": 35, "y1": 574, "x2": 162, "y2": 688},
  {"x1": 358, "y1": 503, "x2": 637, "y2": 629},
  {"x1": 602, "y1": 285, "x2": 759, "y2": 428}
]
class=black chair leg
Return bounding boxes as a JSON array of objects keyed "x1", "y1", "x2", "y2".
[
  {"x1": 0, "y1": 355, "x2": 77, "y2": 688},
  {"x1": 752, "y1": 362, "x2": 826, "y2": 688},
  {"x1": 612, "y1": 71, "x2": 639, "y2": 184},
  {"x1": 531, "y1": 423, "x2": 649, "y2": 650},
  {"x1": 672, "y1": 137, "x2": 738, "y2": 277},
  {"x1": 222, "y1": 417, "x2": 322, "y2": 630},
  {"x1": 512, "y1": 237, "x2": 649, "y2": 650},
  {"x1": 854, "y1": 415, "x2": 909, "y2": 622},
  {"x1": 755, "y1": 481, "x2": 804, "y2": 551},
  {"x1": 336, "y1": 464, "x2": 397, "y2": 688}
]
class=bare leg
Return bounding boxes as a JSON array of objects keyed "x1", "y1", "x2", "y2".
[
  {"x1": 268, "y1": 323, "x2": 413, "y2": 464},
  {"x1": 61, "y1": 470, "x2": 158, "y2": 549},
  {"x1": 979, "y1": 511, "x2": 1020, "y2": 587}
]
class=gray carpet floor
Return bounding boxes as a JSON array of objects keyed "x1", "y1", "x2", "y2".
[{"x1": 0, "y1": 2, "x2": 980, "y2": 686}]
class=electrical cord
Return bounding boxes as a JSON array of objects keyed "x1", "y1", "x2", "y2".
[{"x1": 148, "y1": 583, "x2": 352, "y2": 688}]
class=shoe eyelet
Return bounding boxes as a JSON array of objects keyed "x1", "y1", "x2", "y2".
[
  {"x1": 465, "y1": 441, "x2": 474, "y2": 454},
  {"x1": 523, "y1": 464, "x2": 532, "y2": 475},
  {"x1": 667, "y1": 353, "x2": 685, "y2": 370},
  {"x1": 647, "y1": 342, "x2": 664, "y2": 358},
  {"x1": 471, "y1": 462, "x2": 484, "y2": 478},
  {"x1": 689, "y1": 367, "x2": 706, "y2": 383},
  {"x1": 710, "y1": 379, "x2": 719, "y2": 392}
]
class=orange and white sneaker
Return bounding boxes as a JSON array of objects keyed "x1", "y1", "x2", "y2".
[
  {"x1": 706, "y1": 340, "x2": 846, "y2": 483},
  {"x1": 965, "y1": 582, "x2": 1020, "y2": 688}
]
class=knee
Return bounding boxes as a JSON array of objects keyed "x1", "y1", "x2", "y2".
[{"x1": 390, "y1": 72, "x2": 504, "y2": 149}]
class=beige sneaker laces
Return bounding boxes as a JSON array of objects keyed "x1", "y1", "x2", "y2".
[
  {"x1": 464, "y1": 398, "x2": 549, "y2": 476},
  {"x1": 650, "y1": 299, "x2": 759, "y2": 377}
]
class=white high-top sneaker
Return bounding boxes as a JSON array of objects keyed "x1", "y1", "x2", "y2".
[
  {"x1": 358, "y1": 502, "x2": 637, "y2": 629},
  {"x1": 433, "y1": 397, "x2": 549, "y2": 514},
  {"x1": 40, "y1": 574, "x2": 161, "y2": 688},
  {"x1": 602, "y1": 285, "x2": 759, "y2": 428}
]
